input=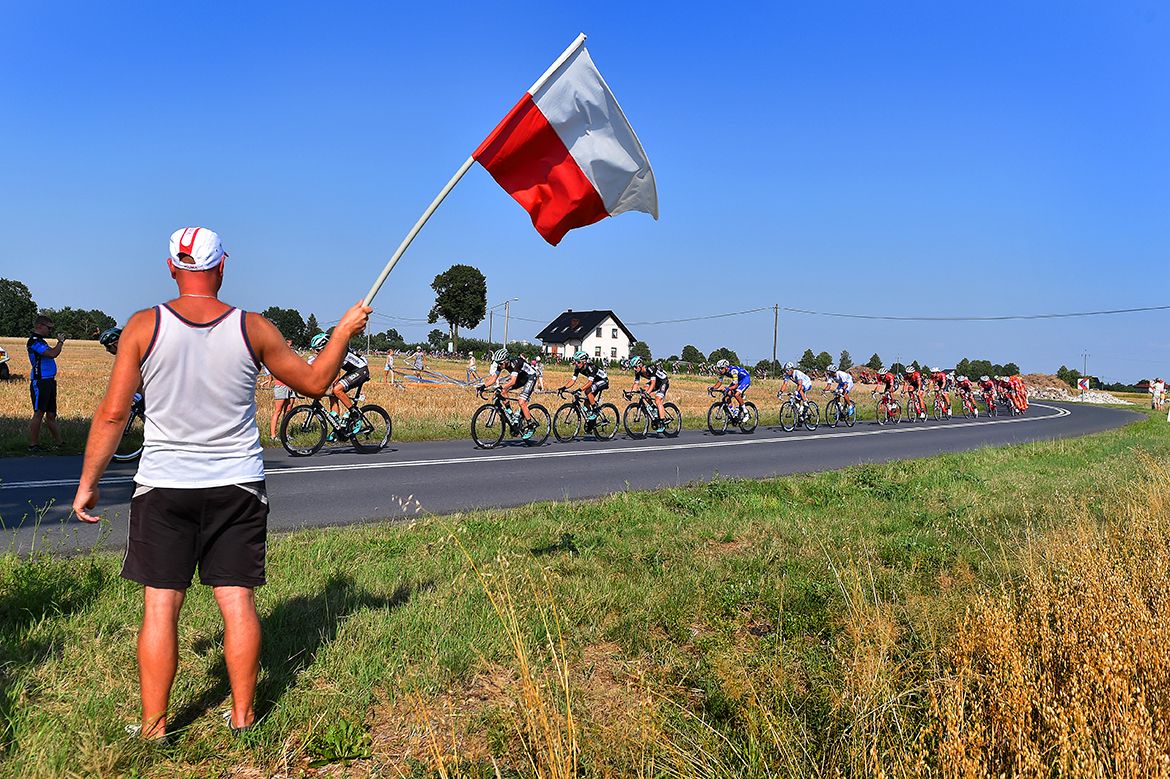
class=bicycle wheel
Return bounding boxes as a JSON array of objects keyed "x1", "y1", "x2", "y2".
[
  {"x1": 876, "y1": 400, "x2": 889, "y2": 426},
  {"x1": 351, "y1": 404, "x2": 392, "y2": 453},
  {"x1": 824, "y1": 399, "x2": 841, "y2": 428},
  {"x1": 593, "y1": 403, "x2": 620, "y2": 441},
  {"x1": 553, "y1": 403, "x2": 581, "y2": 442},
  {"x1": 843, "y1": 399, "x2": 856, "y2": 428},
  {"x1": 623, "y1": 403, "x2": 648, "y2": 439},
  {"x1": 740, "y1": 402, "x2": 759, "y2": 433},
  {"x1": 987, "y1": 398, "x2": 998, "y2": 418},
  {"x1": 962, "y1": 397, "x2": 976, "y2": 419},
  {"x1": 803, "y1": 401, "x2": 820, "y2": 431},
  {"x1": 471, "y1": 404, "x2": 505, "y2": 449},
  {"x1": 281, "y1": 405, "x2": 326, "y2": 456},
  {"x1": 707, "y1": 402, "x2": 729, "y2": 435},
  {"x1": 662, "y1": 402, "x2": 682, "y2": 437},
  {"x1": 111, "y1": 409, "x2": 145, "y2": 462},
  {"x1": 526, "y1": 404, "x2": 552, "y2": 445},
  {"x1": 932, "y1": 398, "x2": 945, "y2": 422},
  {"x1": 779, "y1": 401, "x2": 797, "y2": 432}
]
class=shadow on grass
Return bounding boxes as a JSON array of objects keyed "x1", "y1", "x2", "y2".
[
  {"x1": 0, "y1": 412, "x2": 93, "y2": 458},
  {"x1": 170, "y1": 573, "x2": 429, "y2": 732}
]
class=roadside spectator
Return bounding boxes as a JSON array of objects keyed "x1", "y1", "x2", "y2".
[
  {"x1": 71, "y1": 226, "x2": 370, "y2": 742},
  {"x1": 27, "y1": 314, "x2": 64, "y2": 451},
  {"x1": 466, "y1": 352, "x2": 479, "y2": 384},
  {"x1": 412, "y1": 347, "x2": 424, "y2": 379},
  {"x1": 269, "y1": 339, "x2": 295, "y2": 438},
  {"x1": 1151, "y1": 377, "x2": 1165, "y2": 411},
  {"x1": 382, "y1": 349, "x2": 395, "y2": 384},
  {"x1": 531, "y1": 355, "x2": 545, "y2": 392}
]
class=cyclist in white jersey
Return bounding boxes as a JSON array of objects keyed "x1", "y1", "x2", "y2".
[
  {"x1": 309, "y1": 332, "x2": 370, "y2": 425},
  {"x1": 781, "y1": 362, "x2": 813, "y2": 406}
]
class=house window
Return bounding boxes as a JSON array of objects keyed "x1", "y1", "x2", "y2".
[
  {"x1": 594, "y1": 346, "x2": 602, "y2": 357},
  {"x1": 596, "y1": 327, "x2": 602, "y2": 337},
  {"x1": 611, "y1": 328, "x2": 618, "y2": 339},
  {"x1": 610, "y1": 347, "x2": 618, "y2": 359}
]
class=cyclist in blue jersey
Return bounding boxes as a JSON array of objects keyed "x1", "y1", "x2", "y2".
[
  {"x1": 710, "y1": 359, "x2": 751, "y2": 419},
  {"x1": 781, "y1": 361, "x2": 813, "y2": 407}
]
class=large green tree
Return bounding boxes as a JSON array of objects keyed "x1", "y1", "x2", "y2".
[
  {"x1": 708, "y1": 347, "x2": 740, "y2": 365},
  {"x1": 428, "y1": 264, "x2": 487, "y2": 352},
  {"x1": 427, "y1": 329, "x2": 447, "y2": 350},
  {"x1": 630, "y1": 340, "x2": 652, "y2": 361},
  {"x1": 815, "y1": 351, "x2": 833, "y2": 371},
  {"x1": 680, "y1": 344, "x2": 704, "y2": 364},
  {"x1": 798, "y1": 349, "x2": 818, "y2": 372},
  {"x1": 0, "y1": 279, "x2": 38, "y2": 337},
  {"x1": 305, "y1": 313, "x2": 320, "y2": 342},
  {"x1": 838, "y1": 350, "x2": 853, "y2": 371},
  {"x1": 39, "y1": 306, "x2": 116, "y2": 339},
  {"x1": 262, "y1": 307, "x2": 307, "y2": 346},
  {"x1": 865, "y1": 353, "x2": 883, "y2": 371}
]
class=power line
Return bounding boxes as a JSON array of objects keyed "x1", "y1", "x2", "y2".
[
  {"x1": 780, "y1": 304, "x2": 1170, "y2": 322},
  {"x1": 625, "y1": 306, "x2": 772, "y2": 326}
]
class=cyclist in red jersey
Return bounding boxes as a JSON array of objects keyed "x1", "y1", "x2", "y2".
[
  {"x1": 929, "y1": 366, "x2": 951, "y2": 419},
  {"x1": 903, "y1": 368, "x2": 926, "y2": 419},
  {"x1": 955, "y1": 374, "x2": 978, "y2": 417},
  {"x1": 875, "y1": 370, "x2": 899, "y2": 417},
  {"x1": 1008, "y1": 375, "x2": 1028, "y2": 412}
]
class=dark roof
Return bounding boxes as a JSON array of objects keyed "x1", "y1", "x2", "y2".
[{"x1": 536, "y1": 310, "x2": 636, "y2": 344}]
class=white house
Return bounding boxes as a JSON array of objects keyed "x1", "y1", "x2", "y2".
[{"x1": 536, "y1": 310, "x2": 636, "y2": 363}]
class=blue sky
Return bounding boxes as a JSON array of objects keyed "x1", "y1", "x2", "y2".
[{"x1": 2, "y1": 2, "x2": 1167, "y2": 381}]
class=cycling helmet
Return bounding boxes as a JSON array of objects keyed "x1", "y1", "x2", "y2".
[
  {"x1": 309, "y1": 332, "x2": 329, "y2": 350},
  {"x1": 980, "y1": 375, "x2": 990, "y2": 382},
  {"x1": 716, "y1": 359, "x2": 730, "y2": 370},
  {"x1": 931, "y1": 366, "x2": 941, "y2": 373},
  {"x1": 784, "y1": 361, "x2": 795, "y2": 371},
  {"x1": 957, "y1": 375, "x2": 967, "y2": 382},
  {"x1": 98, "y1": 327, "x2": 122, "y2": 347},
  {"x1": 491, "y1": 348, "x2": 508, "y2": 363},
  {"x1": 572, "y1": 350, "x2": 589, "y2": 362},
  {"x1": 826, "y1": 363, "x2": 837, "y2": 373},
  {"x1": 629, "y1": 355, "x2": 643, "y2": 368}
]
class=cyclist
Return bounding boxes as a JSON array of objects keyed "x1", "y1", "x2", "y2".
[
  {"x1": 781, "y1": 362, "x2": 813, "y2": 409},
  {"x1": 480, "y1": 347, "x2": 539, "y2": 439},
  {"x1": 903, "y1": 367, "x2": 926, "y2": 419},
  {"x1": 977, "y1": 375, "x2": 996, "y2": 409},
  {"x1": 955, "y1": 374, "x2": 978, "y2": 416},
  {"x1": 309, "y1": 332, "x2": 370, "y2": 430},
  {"x1": 630, "y1": 356, "x2": 670, "y2": 431},
  {"x1": 558, "y1": 350, "x2": 609, "y2": 418},
  {"x1": 710, "y1": 359, "x2": 751, "y2": 419},
  {"x1": 929, "y1": 366, "x2": 951, "y2": 419},
  {"x1": 994, "y1": 375, "x2": 1014, "y2": 411},
  {"x1": 823, "y1": 363, "x2": 855, "y2": 417},
  {"x1": 99, "y1": 326, "x2": 122, "y2": 355},
  {"x1": 1008, "y1": 374, "x2": 1028, "y2": 412}
]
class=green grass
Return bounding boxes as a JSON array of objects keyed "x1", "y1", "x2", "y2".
[{"x1": 0, "y1": 410, "x2": 1161, "y2": 776}]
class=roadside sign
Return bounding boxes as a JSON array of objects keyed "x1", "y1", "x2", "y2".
[{"x1": 1077, "y1": 377, "x2": 1090, "y2": 391}]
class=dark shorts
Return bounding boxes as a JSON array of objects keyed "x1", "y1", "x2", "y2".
[
  {"x1": 30, "y1": 378, "x2": 57, "y2": 414},
  {"x1": 121, "y1": 481, "x2": 269, "y2": 589},
  {"x1": 338, "y1": 366, "x2": 370, "y2": 392},
  {"x1": 589, "y1": 378, "x2": 609, "y2": 397}
]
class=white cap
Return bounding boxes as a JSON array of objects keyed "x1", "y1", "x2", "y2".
[{"x1": 169, "y1": 227, "x2": 227, "y2": 271}]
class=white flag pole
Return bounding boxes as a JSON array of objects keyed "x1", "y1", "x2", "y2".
[{"x1": 362, "y1": 33, "x2": 588, "y2": 307}]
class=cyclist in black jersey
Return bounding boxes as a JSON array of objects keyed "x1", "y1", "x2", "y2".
[
  {"x1": 310, "y1": 332, "x2": 370, "y2": 429},
  {"x1": 558, "y1": 350, "x2": 609, "y2": 418},
  {"x1": 629, "y1": 356, "x2": 670, "y2": 431},
  {"x1": 480, "y1": 348, "x2": 539, "y2": 438}
]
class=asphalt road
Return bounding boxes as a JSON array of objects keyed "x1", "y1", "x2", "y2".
[{"x1": 0, "y1": 402, "x2": 1137, "y2": 553}]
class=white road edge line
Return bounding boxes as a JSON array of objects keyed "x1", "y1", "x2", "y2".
[{"x1": 0, "y1": 403, "x2": 1072, "y2": 491}]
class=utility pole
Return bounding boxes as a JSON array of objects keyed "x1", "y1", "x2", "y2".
[
  {"x1": 1082, "y1": 350, "x2": 1090, "y2": 395},
  {"x1": 488, "y1": 311, "x2": 493, "y2": 346},
  {"x1": 504, "y1": 299, "x2": 511, "y2": 348},
  {"x1": 772, "y1": 303, "x2": 779, "y2": 367}
]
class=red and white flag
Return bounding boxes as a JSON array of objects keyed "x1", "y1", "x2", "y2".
[{"x1": 473, "y1": 43, "x2": 658, "y2": 245}]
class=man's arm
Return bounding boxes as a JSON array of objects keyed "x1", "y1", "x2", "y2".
[
  {"x1": 73, "y1": 310, "x2": 151, "y2": 522},
  {"x1": 249, "y1": 302, "x2": 370, "y2": 397},
  {"x1": 43, "y1": 339, "x2": 65, "y2": 358}
]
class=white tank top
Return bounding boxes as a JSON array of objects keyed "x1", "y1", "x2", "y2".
[{"x1": 135, "y1": 305, "x2": 264, "y2": 488}]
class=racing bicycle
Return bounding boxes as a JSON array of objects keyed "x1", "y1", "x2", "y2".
[
  {"x1": 778, "y1": 391, "x2": 819, "y2": 432},
  {"x1": 553, "y1": 388, "x2": 619, "y2": 442},
  {"x1": 707, "y1": 387, "x2": 758, "y2": 434},
  {"x1": 872, "y1": 390, "x2": 902, "y2": 425},
  {"x1": 280, "y1": 393, "x2": 392, "y2": 456},
  {"x1": 471, "y1": 387, "x2": 551, "y2": 448},
  {"x1": 622, "y1": 389, "x2": 682, "y2": 439},
  {"x1": 905, "y1": 389, "x2": 927, "y2": 422},
  {"x1": 823, "y1": 387, "x2": 856, "y2": 428},
  {"x1": 112, "y1": 393, "x2": 146, "y2": 462},
  {"x1": 929, "y1": 389, "x2": 952, "y2": 421},
  {"x1": 981, "y1": 391, "x2": 999, "y2": 417},
  {"x1": 957, "y1": 389, "x2": 979, "y2": 419}
]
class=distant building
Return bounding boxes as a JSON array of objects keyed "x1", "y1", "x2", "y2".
[{"x1": 536, "y1": 310, "x2": 636, "y2": 362}]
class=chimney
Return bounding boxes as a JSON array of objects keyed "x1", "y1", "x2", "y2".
[{"x1": 566, "y1": 308, "x2": 572, "y2": 312}]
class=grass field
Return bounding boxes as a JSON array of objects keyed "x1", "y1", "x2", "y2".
[
  {"x1": 1, "y1": 409, "x2": 1166, "y2": 776},
  {"x1": 2, "y1": 337, "x2": 897, "y2": 456}
]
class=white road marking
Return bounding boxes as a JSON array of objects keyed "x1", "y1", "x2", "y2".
[{"x1": 0, "y1": 403, "x2": 1072, "y2": 492}]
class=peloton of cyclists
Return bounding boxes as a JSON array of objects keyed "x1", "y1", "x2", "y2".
[
  {"x1": 480, "y1": 347, "x2": 541, "y2": 439},
  {"x1": 558, "y1": 350, "x2": 609, "y2": 419},
  {"x1": 781, "y1": 362, "x2": 814, "y2": 409},
  {"x1": 629, "y1": 356, "x2": 670, "y2": 432},
  {"x1": 903, "y1": 367, "x2": 926, "y2": 419},
  {"x1": 710, "y1": 359, "x2": 751, "y2": 419},
  {"x1": 929, "y1": 366, "x2": 952, "y2": 419},
  {"x1": 309, "y1": 332, "x2": 371, "y2": 432},
  {"x1": 823, "y1": 363, "x2": 855, "y2": 417}
]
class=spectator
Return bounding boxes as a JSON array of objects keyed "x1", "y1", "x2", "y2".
[
  {"x1": 412, "y1": 347, "x2": 424, "y2": 379},
  {"x1": 382, "y1": 349, "x2": 396, "y2": 384},
  {"x1": 1151, "y1": 377, "x2": 1164, "y2": 411},
  {"x1": 531, "y1": 355, "x2": 545, "y2": 392},
  {"x1": 466, "y1": 352, "x2": 479, "y2": 384},
  {"x1": 27, "y1": 314, "x2": 65, "y2": 451},
  {"x1": 71, "y1": 226, "x2": 370, "y2": 741},
  {"x1": 269, "y1": 339, "x2": 295, "y2": 438}
]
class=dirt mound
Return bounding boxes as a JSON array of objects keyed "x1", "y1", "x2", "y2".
[{"x1": 1021, "y1": 373, "x2": 1073, "y2": 391}]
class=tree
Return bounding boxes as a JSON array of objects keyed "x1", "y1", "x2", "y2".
[
  {"x1": 681, "y1": 344, "x2": 704, "y2": 364},
  {"x1": 708, "y1": 347, "x2": 740, "y2": 365},
  {"x1": 630, "y1": 340, "x2": 652, "y2": 361},
  {"x1": 1002, "y1": 362, "x2": 1020, "y2": 376},
  {"x1": 798, "y1": 349, "x2": 818, "y2": 372},
  {"x1": 969, "y1": 359, "x2": 994, "y2": 379},
  {"x1": 866, "y1": 353, "x2": 883, "y2": 371},
  {"x1": 305, "y1": 313, "x2": 320, "y2": 343},
  {"x1": 1056, "y1": 365, "x2": 1082, "y2": 387},
  {"x1": 955, "y1": 358, "x2": 972, "y2": 377},
  {"x1": 838, "y1": 350, "x2": 853, "y2": 371},
  {"x1": 0, "y1": 278, "x2": 38, "y2": 337},
  {"x1": 427, "y1": 264, "x2": 487, "y2": 352},
  {"x1": 427, "y1": 329, "x2": 447, "y2": 350},
  {"x1": 890, "y1": 362, "x2": 906, "y2": 375},
  {"x1": 40, "y1": 306, "x2": 116, "y2": 339},
  {"x1": 815, "y1": 351, "x2": 833, "y2": 371},
  {"x1": 261, "y1": 307, "x2": 307, "y2": 346},
  {"x1": 754, "y1": 359, "x2": 781, "y2": 376}
]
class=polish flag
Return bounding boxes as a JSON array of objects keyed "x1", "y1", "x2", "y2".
[{"x1": 473, "y1": 43, "x2": 658, "y2": 246}]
